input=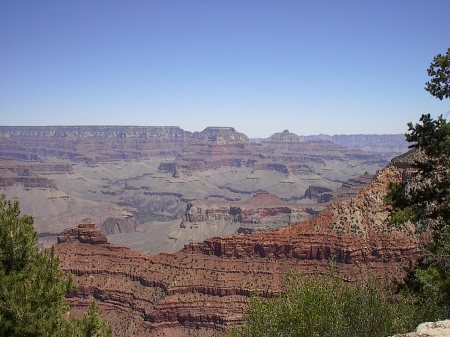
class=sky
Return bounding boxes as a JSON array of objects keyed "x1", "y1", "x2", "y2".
[{"x1": 1, "y1": 1, "x2": 449, "y2": 137}]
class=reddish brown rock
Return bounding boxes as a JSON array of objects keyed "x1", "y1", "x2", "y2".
[
  {"x1": 57, "y1": 223, "x2": 108, "y2": 244},
  {"x1": 55, "y1": 163, "x2": 424, "y2": 337}
]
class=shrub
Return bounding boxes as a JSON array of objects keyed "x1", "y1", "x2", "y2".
[{"x1": 230, "y1": 272, "x2": 419, "y2": 337}]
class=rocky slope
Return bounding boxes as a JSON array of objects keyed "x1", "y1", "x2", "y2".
[{"x1": 56, "y1": 160, "x2": 423, "y2": 337}]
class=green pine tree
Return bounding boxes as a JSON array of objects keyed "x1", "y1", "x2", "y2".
[
  {"x1": 0, "y1": 195, "x2": 112, "y2": 337},
  {"x1": 386, "y1": 48, "x2": 450, "y2": 320}
]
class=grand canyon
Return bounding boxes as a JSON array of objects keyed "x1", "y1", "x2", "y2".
[
  {"x1": 0, "y1": 126, "x2": 407, "y2": 252},
  {"x1": 3, "y1": 2, "x2": 450, "y2": 335},
  {"x1": 0, "y1": 125, "x2": 419, "y2": 336}
]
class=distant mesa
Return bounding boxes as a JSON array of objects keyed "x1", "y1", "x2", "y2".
[
  {"x1": 267, "y1": 129, "x2": 304, "y2": 143},
  {"x1": 193, "y1": 127, "x2": 249, "y2": 144}
]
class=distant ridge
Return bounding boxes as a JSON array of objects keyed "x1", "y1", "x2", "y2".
[{"x1": 0, "y1": 126, "x2": 408, "y2": 155}]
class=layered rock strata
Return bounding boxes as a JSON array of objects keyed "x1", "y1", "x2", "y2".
[
  {"x1": 183, "y1": 192, "x2": 309, "y2": 229},
  {"x1": 56, "y1": 163, "x2": 423, "y2": 337},
  {"x1": 0, "y1": 126, "x2": 405, "y2": 167}
]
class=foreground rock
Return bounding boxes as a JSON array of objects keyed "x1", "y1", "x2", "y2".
[
  {"x1": 399, "y1": 320, "x2": 450, "y2": 337},
  {"x1": 56, "y1": 160, "x2": 424, "y2": 337}
]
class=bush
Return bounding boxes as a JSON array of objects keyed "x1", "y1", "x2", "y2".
[{"x1": 230, "y1": 272, "x2": 419, "y2": 337}]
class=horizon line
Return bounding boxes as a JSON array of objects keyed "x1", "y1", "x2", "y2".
[{"x1": 0, "y1": 125, "x2": 408, "y2": 138}]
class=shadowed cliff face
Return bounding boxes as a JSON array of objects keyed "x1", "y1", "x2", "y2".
[{"x1": 55, "y1": 161, "x2": 423, "y2": 337}]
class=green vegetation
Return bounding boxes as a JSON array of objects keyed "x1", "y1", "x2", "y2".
[
  {"x1": 385, "y1": 182, "x2": 414, "y2": 226},
  {"x1": 385, "y1": 48, "x2": 450, "y2": 321},
  {"x1": 65, "y1": 302, "x2": 112, "y2": 337},
  {"x1": 0, "y1": 195, "x2": 111, "y2": 337},
  {"x1": 425, "y1": 48, "x2": 450, "y2": 100},
  {"x1": 230, "y1": 272, "x2": 418, "y2": 337}
]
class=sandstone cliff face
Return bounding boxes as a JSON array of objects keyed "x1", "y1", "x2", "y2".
[
  {"x1": 56, "y1": 162, "x2": 423, "y2": 337},
  {"x1": 184, "y1": 166, "x2": 419, "y2": 259}
]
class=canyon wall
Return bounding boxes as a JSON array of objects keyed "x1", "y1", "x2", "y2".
[
  {"x1": 0, "y1": 126, "x2": 408, "y2": 163},
  {"x1": 56, "y1": 161, "x2": 423, "y2": 337}
]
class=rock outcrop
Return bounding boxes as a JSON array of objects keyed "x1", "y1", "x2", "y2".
[
  {"x1": 57, "y1": 223, "x2": 108, "y2": 244},
  {"x1": 400, "y1": 320, "x2": 450, "y2": 337}
]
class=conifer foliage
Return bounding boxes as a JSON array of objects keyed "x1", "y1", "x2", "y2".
[
  {"x1": 387, "y1": 48, "x2": 450, "y2": 319},
  {"x1": 425, "y1": 48, "x2": 450, "y2": 100},
  {"x1": 0, "y1": 195, "x2": 111, "y2": 337}
]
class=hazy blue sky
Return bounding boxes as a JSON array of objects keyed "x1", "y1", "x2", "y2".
[{"x1": 1, "y1": 1, "x2": 449, "y2": 137}]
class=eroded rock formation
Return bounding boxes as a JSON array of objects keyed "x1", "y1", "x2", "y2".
[
  {"x1": 57, "y1": 223, "x2": 108, "y2": 244},
  {"x1": 183, "y1": 192, "x2": 309, "y2": 229}
]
